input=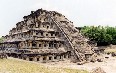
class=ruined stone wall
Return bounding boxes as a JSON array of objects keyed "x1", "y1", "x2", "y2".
[{"x1": 1, "y1": 9, "x2": 95, "y2": 62}]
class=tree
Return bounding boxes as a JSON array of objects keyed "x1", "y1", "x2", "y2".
[
  {"x1": 81, "y1": 26, "x2": 113, "y2": 46},
  {"x1": 106, "y1": 26, "x2": 116, "y2": 45}
]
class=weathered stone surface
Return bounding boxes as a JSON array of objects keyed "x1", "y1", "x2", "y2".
[
  {"x1": 0, "y1": 51, "x2": 7, "y2": 59},
  {"x1": 90, "y1": 67, "x2": 106, "y2": 73},
  {"x1": 0, "y1": 9, "x2": 96, "y2": 63}
]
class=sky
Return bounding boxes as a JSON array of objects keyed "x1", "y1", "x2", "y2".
[{"x1": 0, "y1": 0, "x2": 116, "y2": 37}]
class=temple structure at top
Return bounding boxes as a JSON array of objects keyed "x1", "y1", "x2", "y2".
[{"x1": 0, "y1": 9, "x2": 95, "y2": 63}]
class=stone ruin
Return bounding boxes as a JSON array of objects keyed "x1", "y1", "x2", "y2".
[
  {"x1": 0, "y1": 9, "x2": 96, "y2": 63},
  {"x1": 0, "y1": 51, "x2": 7, "y2": 59},
  {"x1": 90, "y1": 67, "x2": 106, "y2": 73}
]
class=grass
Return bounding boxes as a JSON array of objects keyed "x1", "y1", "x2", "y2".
[
  {"x1": 0, "y1": 58, "x2": 88, "y2": 73},
  {"x1": 104, "y1": 49, "x2": 116, "y2": 53}
]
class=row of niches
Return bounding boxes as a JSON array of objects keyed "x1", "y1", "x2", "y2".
[
  {"x1": 4, "y1": 31, "x2": 61, "y2": 40},
  {"x1": 9, "y1": 22, "x2": 55, "y2": 35},
  {"x1": 26, "y1": 21, "x2": 54, "y2": 29},
  {"x1": 25, "y1": 54, "x2": 70, "y2": 62},
  {"x1": 0, "y1": 44, "x2": 17, "y2": 49},
  {"x1": 1, "y1": 41, "x2": 64, "y2": 49},
  {"x1": 32, "y1": 31, "x2": 60, "y2": 37},
  {"x1": 19, "y1": 41, "x2": 63, "y2": 49},
  {"x1": 0, "y1": 40, "x2": 64, "y2": 49}
]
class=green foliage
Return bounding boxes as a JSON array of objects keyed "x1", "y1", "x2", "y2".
[
  {"x1": 81, "y1": 26, "x2": 116, "y2": 46},
  {"x1": 0, "y1": 37, "x2": 3, "y2": 43},
  {"x1": 0, "y1": 38, "x2": 3, "y2": 43}
]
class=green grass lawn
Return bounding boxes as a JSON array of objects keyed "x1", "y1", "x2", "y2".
[{"x1": 0, "y1": 58, "x2": 88, "y2": 73}]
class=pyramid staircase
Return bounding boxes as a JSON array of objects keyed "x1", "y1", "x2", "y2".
[{"x1": 48, "y1": 16, "x2": 86, "y2": 62}]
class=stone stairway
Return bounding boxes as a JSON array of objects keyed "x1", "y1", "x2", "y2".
[{"x1": 50, "y1": 16, "x2": 86, "y2": 62}]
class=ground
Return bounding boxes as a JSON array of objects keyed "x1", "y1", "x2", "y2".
[
  {"x1": 0, "y1": 58, "x2": 88, "y2": 73},
  {"x1": 0, "y1": 55, "x2": 116, "y2": 73},
  {"x1": 41, "y1": 55, "x2": 116, "y2": 73}
]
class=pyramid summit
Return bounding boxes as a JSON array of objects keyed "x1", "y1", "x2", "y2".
[{"x1": 0, "y1": 9, "x2": 96, "y2": 63}]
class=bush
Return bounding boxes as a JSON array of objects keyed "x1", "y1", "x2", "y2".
[{"x1": 81, "y1": 26, "x2": 116, "y2": 46}]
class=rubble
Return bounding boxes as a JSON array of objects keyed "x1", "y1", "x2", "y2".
[
  {"x1": 90, "y1": 67, "x2": 106, "y2": 73},
  {"x1": 0, "y1": 51, "x2": 7, "y2": 59}
]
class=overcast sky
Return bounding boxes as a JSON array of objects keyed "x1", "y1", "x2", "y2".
[{"x1": 0, "y1": 0, "x2": 116, "y2": 37}]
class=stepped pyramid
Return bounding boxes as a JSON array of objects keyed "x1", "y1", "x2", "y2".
[{"x1": 1, "y1": 9, "x2": 95, "y2": 63}]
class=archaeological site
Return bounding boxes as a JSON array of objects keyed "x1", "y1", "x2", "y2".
[{"x1": 0, "y1": 9, "x2": 96, "y2": 63}]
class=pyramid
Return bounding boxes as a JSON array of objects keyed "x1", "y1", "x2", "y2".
[{"x1": 1, "y1": 9, "x2": 95, "y2": 63}]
